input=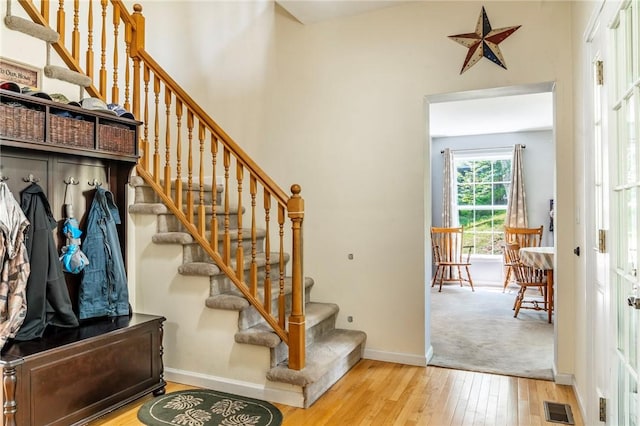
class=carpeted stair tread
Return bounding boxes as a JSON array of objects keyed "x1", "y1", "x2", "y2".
[
  {"x1": 130, "y1": 174, "x2": 222, "y2": 192},
  {"x1": 129, "y1": 202, "x2": 236, "y2": 216},
  {"x1": 4, "y1": 16, "x2": 59, "y2": 42},
  {"x1": 205, "y1": 276, "x2": 315, "y2": 311},
  {"x1": 179, "y1": 252, "x2": 288, "y2": 277},
  {"x1": 205, "y1": 294, "x2": 250, "y2": 311},
  {"x1": 152, "y1": 228, "x2": 266, "y2": 245},
  {"x1": 152, "y1": 232, "x2": 194, "y2": 245},
  {"x1": 234, "y1": 302, "x2": 339, "y2": 348},
  {"x1": 178, "y1": 261, "x2": 221, "y2": 276},
  {"x1": 266, "y1": 328, "x2": 366, "y2": 387},
  {"x1": 129, "y1": 202, "x2": 170, "y2": 215}
]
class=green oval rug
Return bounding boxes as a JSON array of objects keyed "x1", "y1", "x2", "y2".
[{"x1": 137, "y1": 389, "x2": 283, "y2": 426}]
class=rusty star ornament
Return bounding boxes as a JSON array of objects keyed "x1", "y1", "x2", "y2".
[{"x1": 449, "y1": 6, "x2": 521, "y2": 74}]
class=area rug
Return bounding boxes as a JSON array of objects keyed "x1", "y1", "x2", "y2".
[
  {"x1": 430, "y1": 284, "x2": 554, "y2": 380},
  {"x1": 137, "y1": 389, "x2": 283, "y2": 426}
]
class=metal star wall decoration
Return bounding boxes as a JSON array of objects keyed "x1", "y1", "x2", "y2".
[{"x1": 449, "y1": 6, "x2": 521, "y2": 74}]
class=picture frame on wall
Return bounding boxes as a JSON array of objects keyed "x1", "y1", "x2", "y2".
[{"x1": 0, "y1": 57, "x2": 40, "y2": 89}]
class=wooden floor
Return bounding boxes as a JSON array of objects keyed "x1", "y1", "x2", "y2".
[{"x1": 89, "y1": 359, "x2": 583, "y2": 426}]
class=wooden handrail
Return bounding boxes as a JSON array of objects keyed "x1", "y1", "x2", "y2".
[
  {"x1": 134, "y1": 50, "x2": 290, "y2": 205},
  {"x1": 13, "y1": 0, "x2": 305, "y2": 370},
  {"x1": 14, "y1": 0, "x2": 305, "y2": 371}
]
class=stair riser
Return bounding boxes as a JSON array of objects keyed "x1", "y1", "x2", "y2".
[
  {"x1": 302, "y1": 341, "x2": 365, "y2": 408},
  {"x1": 237, "y1": 283, "x2": 312, "y2": 332},
  {"x1": 210, "y1": 263, "x2": 290, "y2": 298},
  {"x1": 157, "y1": 211, "x2": 239, "y2": 233},
  {"x1": 272, "y1": 312, "x2": 337, "y2": 367},
  {"x1": 182, "y1": 236, "x2": 265, "y2": 264},
  {"x1": 134, "y1": 183, "x2": 221, "y2": 205}
]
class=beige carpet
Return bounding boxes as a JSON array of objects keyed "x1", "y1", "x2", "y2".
[{"x1": 429, "y1": 284, "x2": 553, "y2": 380}]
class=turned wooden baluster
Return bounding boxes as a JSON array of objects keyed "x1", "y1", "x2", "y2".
[
  {"x1": 223, "y1": 148, "x2": 231, "y2": 265},
  {"x1": 57, "y1": 0, "x2": 65, "y2": 44},
  {"x1": 130, "y1": 4, "x2": 146, "y2": 127},
  {"x1": 278, "y1": 204, "x2": 285, "y2": 328},
  {"x1": 99, "y1": 0, "x2": 107, "y2": 97},
  {"x1": 186, "y1": 109, "x2": 194, "y2": 224},
  {"x1": 153, "y1": 74, "x2": 161, "y2": 184},
  {"x1": 72, "y1": 0, "x2": 79, "y2": 60},
  {"x1": 111, "y1": 2, "x2": 120, "y2": 103},
  {"x1": 141, "y1": 63, "x2": 150, "y2": 170},
  {"x1": 287, "y1": 184, "x2": 305, "y2": 370},
  {"x1": 263, "y1": 190, "x2": 272, "y2": 313},
  {"x1": 163, "y1": 86, "x2": 172, "y2": 197},
  {"x1": 197, "y1": 121, "x2": 206, "y2": 235},
  {"x1": 210, "y1": 134, "x2": 219, "y2": 253},
  {"x1": 174, "y1": 98, "x2": 183, "y2": 212},
  {"x1": 40, "y1": 0, "x2": 50, "y2": 23},
  {"x1": 236, "y1": 162, "x2": 244, "y2": 281},
  {"x1": 123, "y1": 21, "x2": 131, "y2": 111},
  {"x1": 250, "y1": 175, "x2": 258, "y2": 295},
  {"x1": 85, "y1": 0, "x2": 94, "y2": 81}
]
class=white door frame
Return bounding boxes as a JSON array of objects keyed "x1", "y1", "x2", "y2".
[{"x1": 583, "y1": 1, "x2": 612, "y2": 423}]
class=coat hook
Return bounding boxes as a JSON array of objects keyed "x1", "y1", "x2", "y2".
[
  {"x1": 64, "y1": 176, "x2": 79, "y2": 185},
  {"x1": 88, "y1": 178, "x2": 103, "y2": 187},
  {"x1": 0, "y1": 175, "x2": 8, "y2": 182},
  {"x1": 22, "y1": 173, "x2": 40, "y2": 183}
]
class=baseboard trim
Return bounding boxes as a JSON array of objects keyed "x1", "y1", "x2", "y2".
[
  {"x1": 571, "y1": 376, "x2": 589, "y2": 425},
  {"x1": 363, "y1": 348, "x2": 428, "y2": 367},
  {"x1": 426, "y1": 345, "x2": 434, "y2": 363},
  {"x1": 553, "y1": 369, "x2": 573, "y2": 386},
  {"x1": 164, "y1": 367, "x2": 304, "y2": 408}
]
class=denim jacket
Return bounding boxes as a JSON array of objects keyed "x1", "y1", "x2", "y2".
[{"x1": 79, "y1": 187, "x2": 129, "y2": 319}]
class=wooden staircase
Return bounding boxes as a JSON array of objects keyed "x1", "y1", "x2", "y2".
[
  {"x1": 4, "y1": 0, "x2": 368, "y2": 408},
  {"x1": 128, "y1": 176, "x2": 366, "y2": 408}
]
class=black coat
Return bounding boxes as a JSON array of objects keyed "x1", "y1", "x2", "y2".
[{"x1": 15, "y1": 183, "x2": 78, "y2": 340}]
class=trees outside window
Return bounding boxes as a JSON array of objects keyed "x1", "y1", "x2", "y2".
[{"x1": 455, "y1": 153, "x2": 511, "y2": 255}]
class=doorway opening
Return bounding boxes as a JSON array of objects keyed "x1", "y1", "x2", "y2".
[{"x1": 426, "y1": 82, "x2": 556, "y2": 379}]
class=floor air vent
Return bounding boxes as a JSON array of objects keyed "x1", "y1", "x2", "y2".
[{"x1": 543, "y1": 401, "x2": 575, "y2": 424}]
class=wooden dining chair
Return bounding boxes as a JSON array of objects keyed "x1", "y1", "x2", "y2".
[
  {"x1": 430, "y1": 227, "x2": 474, "y2": 292},
  {"x1": 504, "y1": 243, "x2": 548, "y2": 318},
  {"x1": 502, "y1": 225, "x2": 544, "y2": 292}
]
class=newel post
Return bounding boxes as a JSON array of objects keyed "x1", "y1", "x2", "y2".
[
  {"x1": 287, "y1": 184, "x2": 305, "y2": 370},
  {"x1": 130, "y1": 3, "x2": 146, "y2": 166}
]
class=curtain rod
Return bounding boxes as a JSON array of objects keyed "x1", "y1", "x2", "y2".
[{"x1": 440, "y1": 145, "x2": 525, "y2": 154}]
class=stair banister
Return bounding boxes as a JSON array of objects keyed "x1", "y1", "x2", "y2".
[{"x1": 13, "y1": 0, "x2": 306, "y2": 371}]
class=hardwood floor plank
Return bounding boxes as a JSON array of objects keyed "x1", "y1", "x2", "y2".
[{"x1": 88, "y1": 361, "x2": 584, "y2": 426}]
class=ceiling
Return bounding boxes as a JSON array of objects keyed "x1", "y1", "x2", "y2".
[
  {"x1": 276, "y1": 1, "x2": 555, "y2": 138},
  {"x1": 429, "y1": 92, "x2": 554, "y2": 137},
  {"x1": 276, "y1": 0, "x2": 408, "y2": 24}
]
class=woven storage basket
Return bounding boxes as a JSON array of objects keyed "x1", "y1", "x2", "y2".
[
  {"x1": 50, "y1": 115, "x2": 94, "y2": 148},
  {"x1": 0, "y1": 104, "x2": 45, "y2": 142},
  {"x1": 98, "y1": 123, "x2": 136, "y2": 155}
]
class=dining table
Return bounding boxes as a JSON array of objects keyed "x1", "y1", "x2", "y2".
[{"x1": 519, "y1": 246, "x2": 555, "y2": 323}]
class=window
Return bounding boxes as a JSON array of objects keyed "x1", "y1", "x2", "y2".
[{"x1": 455, "y1": 152, "x2": 511, "y2": 255}]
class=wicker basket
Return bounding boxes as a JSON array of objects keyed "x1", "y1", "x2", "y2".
[
  {"x1": 98, "y1": 123, "x2": 136, "y2": 155},
  {"x1": 0, "y1": 103, "x2": 45, "y2": 142},
  {"x1": 50, "y1": 115, "x2": 94, "y2": 148}
]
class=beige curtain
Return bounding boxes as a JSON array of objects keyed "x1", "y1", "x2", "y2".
[
  {"x1": 442, "y1": 148, "x2": 455, "y2": 227},
  {"x1": 506, "y1": 144, "x2": 528, "y2": 227}
]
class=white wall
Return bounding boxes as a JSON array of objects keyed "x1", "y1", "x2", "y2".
[{"x1": 254, "y1": 1, "x2": 575, "y2": 370}]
